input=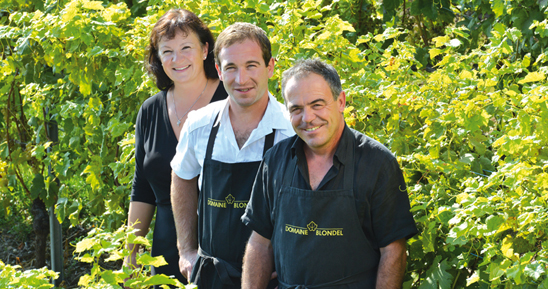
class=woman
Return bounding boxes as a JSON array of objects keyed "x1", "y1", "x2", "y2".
[{"x1": 124, "y1": 9, "x2": 227, "y2": 285}]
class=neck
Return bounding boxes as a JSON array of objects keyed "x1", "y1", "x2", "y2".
[
  {"x1": 171, "y1": 77, "x2": 209, "y2": 101},
  {"x1": 228, "y1": 92, "x2": 269, "y2": 126}
]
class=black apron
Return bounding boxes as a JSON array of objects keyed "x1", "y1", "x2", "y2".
[
  {"x1": 272, "y1": 140, "x2": 379, "y2": 288},
  {"x1": 190, "y1": 112, "x2": 277, "y2": 289}
]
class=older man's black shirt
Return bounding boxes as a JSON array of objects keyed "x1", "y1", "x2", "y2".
[{"x1": 242, "y1": 124, "x2": 417, "y2": 250}]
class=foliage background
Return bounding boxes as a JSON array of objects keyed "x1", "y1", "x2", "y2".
[{"x1": 2, "y1": 0, "x2": 548, "y2": 287}]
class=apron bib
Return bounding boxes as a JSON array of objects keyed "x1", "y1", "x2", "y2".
[
  {"x1": 272, "y1": 140, "x2": 379, "y2": 288},
  {"x1": 190, "y1": 113, "x2": 275, "y2": 288}
]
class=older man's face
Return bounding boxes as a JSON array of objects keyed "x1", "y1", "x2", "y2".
[{"x1": 285, "y1": 73, "x2": 346, "y2": 154}]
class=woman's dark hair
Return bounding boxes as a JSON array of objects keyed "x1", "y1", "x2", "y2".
[{"x1": 145, "y1": 9, "x2": 218, "y2": 90}]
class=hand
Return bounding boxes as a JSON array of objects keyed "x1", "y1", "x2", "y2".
[
  {"x1": 123, "y1": 253, "x2": 141, "y2": 289},
  {"x1": 270, "y1": 271, "x2": 277, "y2": 280},
  {"x1": 271, "y1": 271, "x2": 278, "y2": 289},
  {"x1": 179, "y1": 249, "x2": 198, "y2": 280}
]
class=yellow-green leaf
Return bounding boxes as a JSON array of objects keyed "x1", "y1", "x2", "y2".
[
  {"x1": 432, "y1": 36, "x2": 449, "y2": 48},
  {"x1": 105, "y1": 251, "x2": 123, "y2": 262},
  {"x1": 76, "y1": 238, "x2": 95, "y2": 253},
  {"x1": 83, "y1": 1, "x2": 104, "y2": 10},
  {"x1": 467, "y1": 271, "x2": 480, "y2": 286},
  {"x1": 137, "y1": 254, "x2": 168, "y2": 267},
  {"x1": 429, "y1": 48, "x2": 442, "y2": 60},
  {"x1": 79, "y1": 253, "x2": 95, "y2": 263},
  {"x1": 518, "y1": 71, "x2": 545, "y2": 84},
  {"x1": 501, "y1": 236, "x2": 515, "y2": 259},
  {"x1": 78, "y1": 274, "x2": 93, "y2": 287},
  {"x1": 62, "y1": 1, "x2": 79, "y2": 22}
]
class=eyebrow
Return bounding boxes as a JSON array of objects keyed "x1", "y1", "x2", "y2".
[
  {"x1": 288, "y1": 98, "x2": 326, "y2": 111},
  {"x1": 308, "y1": 98, "x2": 326, "y2": 105},
  {"x1": 159, "y1": 41, "x2": 194, "y2": 50},
  {"x1": 223, "y1": 60, "x2": 262, "y2": 68}
]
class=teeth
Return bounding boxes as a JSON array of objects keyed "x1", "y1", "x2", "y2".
[
  {"x1": 174, "y1": 65, "x2": 190, "y2": 71},
  {"x1": 238, "y1": 88, "x2": 251, "y2": 92},
  {"x1": 305, "y1": 126, "x2": 320, "y2": 132}
]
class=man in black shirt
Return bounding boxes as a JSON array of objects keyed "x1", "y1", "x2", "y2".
[{"x1": 241, "y1": 59, "x2": 417, "y2": 288}]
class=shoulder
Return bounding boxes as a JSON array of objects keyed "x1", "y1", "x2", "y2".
[
  {"x1": 136, "y1": 91, "x2": 166, "y2": 124},
  {"x1": 184, "y1": 98, "x2": 228, "y2": 133},
  {"x1": 138, "y1": 91, "x2": 166, "y2": 119},
  {"x1": 140, "y1": 91, "x2": 165, "y2": 112},
  {"x1": 351, "y1": 128, "x2": 397, "y2": 163},
  {"x1": 264, "y1": 134, "x2": 298, "y2": 164}
]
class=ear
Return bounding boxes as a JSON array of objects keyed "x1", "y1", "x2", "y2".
[
  {"x1": 202, "y1": 42, "x2": 209, "y2": 60},
  {"x1": 337, "y1": 91, "x2": 346, "y2": 113},
  {"x1": 267, "y1": 57, "x2": 275, "y2": 78},
  {"x1": 215, "y1": 63, "x2": 223, "y2": 81}
]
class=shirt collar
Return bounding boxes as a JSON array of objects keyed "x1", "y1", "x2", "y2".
[
  {"x1": 290, "y1": 123, "x2": 352, "y2": 166},
  {"x1": 215, "y1": 92, "x2": 289, "y2": 129}
]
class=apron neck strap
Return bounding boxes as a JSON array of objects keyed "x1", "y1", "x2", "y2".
[
  {"x1": 205, "y1": 112, "x2": 221, "y2": 161},
  {"x1": 342, "y1": 135, "x2": 355, "y2": 191},
  {"x1": 282, "y1": 152, "x2": 297, "y2": 188},
  {"x1": 263, "y1": 130, "x2": 275, "y2": 157}
]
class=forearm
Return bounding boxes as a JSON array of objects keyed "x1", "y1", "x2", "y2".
[
  {"x1": 242, "y1": 232, "x2": 274, "y2": 289},
  {"x1": 126, "y1": 201, "x2": 155, "y2": 266},
  {"x1": 171, "y1": 172, "x2": 199, "y2": 255},
  {"x1": 376, "y1": 238, "x2": 407, "y2": 289}
]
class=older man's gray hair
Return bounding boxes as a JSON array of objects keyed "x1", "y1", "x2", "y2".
[{"x1": 281, "y1": 59, "x2": 343, "y2": 100}]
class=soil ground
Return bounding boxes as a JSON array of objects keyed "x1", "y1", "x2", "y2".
[{"x1": 0, "y1": 224, "x2": 122, "y2": 288}]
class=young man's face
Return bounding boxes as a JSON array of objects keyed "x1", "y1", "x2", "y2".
[
  {"x1": 216, "y1": 39, "x2": 274, "y2": 110},
  {"x1": 285, "y1": 73, "x2": 346, "y2": 154}
]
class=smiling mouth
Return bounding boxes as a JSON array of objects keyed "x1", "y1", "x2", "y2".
[
  {"x1": 174, "y1": 65, "x2": 190, "y2": 71},
  {"x1": 236, "y1": 88, "x2": 252, "y2": 92},
  {"x1": 304, "y1": 126, "x2": 320, "y2": 132}
]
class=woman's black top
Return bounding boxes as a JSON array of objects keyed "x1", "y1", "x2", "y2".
[{"x1": 131, "y1": 82, "x2": 227, "y2": 282}]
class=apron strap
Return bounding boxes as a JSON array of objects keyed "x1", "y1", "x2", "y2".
[
  {"x1": 190, "y1": 247, "x2": 242, "y2": 286},
  {"x1": 342, "y1": 134, "x2": 355, "y2": 192},
  {"x1": 263, "y1": 130, "x2": 275, "y2": 156},
  {"x1": 205, "y1": 112, "x2": 221, "y2": 161},
  {"x1": 281, "y1": 153, "x2": 297, "y2": 188}
]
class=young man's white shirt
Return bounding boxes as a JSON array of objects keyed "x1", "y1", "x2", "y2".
[{"x1": 171, "y1": 92, "x2": 294, "y2": 185}]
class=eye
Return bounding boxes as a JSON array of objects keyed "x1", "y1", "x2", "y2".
[
  {"x1": 247, "y1": 64, "x2": 257, "y2": 69},
  {"x1": 182, "y1": 46, "x2": 190, "y2": 50},
  {"x1": 290, "y1": 107, "x2": 302, "y2": 114},
  {"x1": 162, "y1": 50, "x2": 172, "y2": 55}
]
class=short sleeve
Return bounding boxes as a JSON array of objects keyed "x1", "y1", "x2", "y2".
[
  {"x1": 370, "y1": 157, "x2": 417, "y2": 248},
  {"x1": 130, "y1": 107, "x2": 156, "y2": 205},
  {"x1": 242, "y1": 157, "x2": 275, "y2": 240},
  {"x1": 170, "y1": 117, "x2": 202, "y2": 180}
]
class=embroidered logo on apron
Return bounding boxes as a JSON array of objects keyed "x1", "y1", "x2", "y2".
[
  {"x1": 285, "y1": 221, "x2": 344, "y2": 236},
  {"x1": 207, "y1": 194, "x2": 248, "y2": 209}
]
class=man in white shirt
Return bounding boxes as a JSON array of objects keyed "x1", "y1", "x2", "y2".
[{"x1": 170, "y1": 22, "x2": 294, "y2": 289}]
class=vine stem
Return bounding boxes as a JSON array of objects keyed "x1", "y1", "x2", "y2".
[
  {"x1": 6, "y1": 68, "x2": 31, "y2": 195},
  {"x1": 6, "y1": 68, "x2": 18, "y2": 161},
  {"x1": 451, "y1": 270, "x2": 461, "y2": 289}
]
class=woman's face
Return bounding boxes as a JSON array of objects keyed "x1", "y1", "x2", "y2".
[{"x1": 157, "y1": 30, "x2": 208, "y2": 86}]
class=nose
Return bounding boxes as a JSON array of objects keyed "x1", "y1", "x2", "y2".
[
  {"x1": 235, "y1": 69, "x2": 249, "y2": 84},
  {"x1": 172, "y1": 50, "x2": 183, "y2": 63},
  {"x1": 302, "y1": 106, "x2": 315, "y2": 123}
]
